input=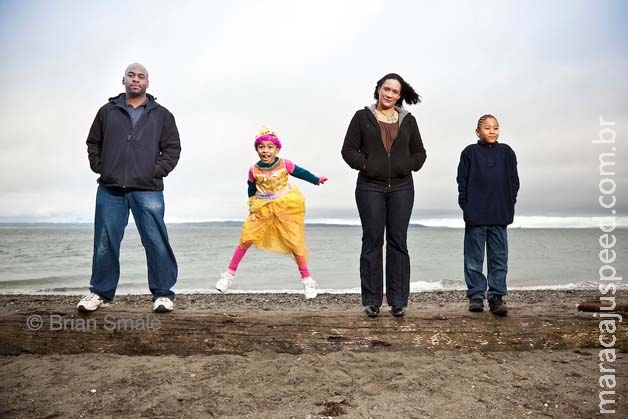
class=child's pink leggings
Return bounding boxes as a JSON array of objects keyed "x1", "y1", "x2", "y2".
[{"x1": 226, "y1": 242, "x2": 310, "y2": 279}]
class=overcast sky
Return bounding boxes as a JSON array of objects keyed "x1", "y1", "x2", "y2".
[{"x1": 0, "y1": 0, "x2": 626, "y2": 227}]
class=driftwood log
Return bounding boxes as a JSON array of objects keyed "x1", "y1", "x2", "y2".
[
  {"x1": 1, "y1": 303, "x2": 625, "y2": 356},
  {"x1": 576, "y1": 301, "x2": 628, "y2": 313}
]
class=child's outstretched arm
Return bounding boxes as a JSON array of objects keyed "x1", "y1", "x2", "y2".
[
  {"x1": 247, "y1": 167, "x2": 257, "y2": 197},
  {"x1": 285, "y1": 159, "x2": 327, "y2": 185}
]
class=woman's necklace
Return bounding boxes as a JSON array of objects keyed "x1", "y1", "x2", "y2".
[{"x1": 377, "y1": 108, "x2": 398, "y2": 123}]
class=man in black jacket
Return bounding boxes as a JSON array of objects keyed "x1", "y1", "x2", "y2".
[{"x1": 78, "y1": 63, "x2": 181, "y2": 313}]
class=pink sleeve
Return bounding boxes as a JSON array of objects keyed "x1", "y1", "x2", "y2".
[
  {"x1": 248, "y1": 167, "x2": 255, "y2": 182},
  {"x1": 284, "y1": 159, "x2": 295, "y2": 174}
]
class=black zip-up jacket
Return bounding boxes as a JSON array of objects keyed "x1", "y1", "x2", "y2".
[
  {"x1": 86, "y1": 93, "x2": 181, "y2": 191},
  {"x1": 341, "y1": 105, "x2": 426, "y2": 186},
  {"x1": 456, "y1": 140, "x2": 519, "y2": 226}
]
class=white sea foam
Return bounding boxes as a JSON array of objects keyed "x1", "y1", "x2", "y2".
[{"x1": 1, "y1": 224, "x2": 627, "y2": 295}]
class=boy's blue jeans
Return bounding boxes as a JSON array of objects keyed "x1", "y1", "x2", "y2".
[
  {"x1": 464, "y1": 225, "x2": 508, "y2": 300},
  {"x1": 89, "y1": 185, "x2": 177, "y2": 302}
]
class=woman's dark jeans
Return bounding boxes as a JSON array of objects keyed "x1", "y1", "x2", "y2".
[{"x1": 355, "y1": 175, "x2": 414, "y2": 308}]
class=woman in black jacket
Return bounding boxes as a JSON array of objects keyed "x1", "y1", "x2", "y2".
[{"x1": 341, "y1": 73, "x2": 426, "y2": 317}]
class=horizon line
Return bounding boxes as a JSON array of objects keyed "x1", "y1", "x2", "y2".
[{"x1": 1, "y1": 215, "x2": 627, "y2": 229}]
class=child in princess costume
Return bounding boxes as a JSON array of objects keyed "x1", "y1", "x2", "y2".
[{"x1": 215, "y1": 126, "x2": 328, "y2": 299}]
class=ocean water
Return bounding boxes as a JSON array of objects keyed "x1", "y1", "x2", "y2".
[{"x1": 0, "y1": 223, "x2": 626, "y2": 295}]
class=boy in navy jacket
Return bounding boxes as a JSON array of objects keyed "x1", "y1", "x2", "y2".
[{"x1": 457, "y1": 114, "x2": 519, "y2": 316}]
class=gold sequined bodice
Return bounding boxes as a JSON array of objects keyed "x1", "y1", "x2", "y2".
[{"x1": 252, "y1": 158, "x2": 290, "y2": 197}]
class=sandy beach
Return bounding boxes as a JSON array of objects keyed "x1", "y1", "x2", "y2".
[{"x1": 0, "y1": 290, "x2": 626, "y2": 419}]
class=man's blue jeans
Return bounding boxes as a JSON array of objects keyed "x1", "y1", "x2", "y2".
[
  {"x1": 355, "y1": 175, "x2": 414, "y2": 308},
  {"x1": 90, "y1": 185, "x2": 177, "y2": 302},
  {"x1": 464, "y1": 225, "x2": 508, "y2": 300}
]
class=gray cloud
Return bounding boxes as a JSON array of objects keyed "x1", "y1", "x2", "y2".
[{"x1": 0, "y1": 0, "x2": 626, "y2": 226}]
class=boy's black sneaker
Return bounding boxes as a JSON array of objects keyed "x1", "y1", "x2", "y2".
[
  {"x1": 468, "y1": 298, "x2": 484, "y2": 312},
  {"x1": 488, "y1": 296, "x2": 508, "y2": 316}
]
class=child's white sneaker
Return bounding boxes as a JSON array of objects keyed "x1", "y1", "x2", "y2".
[
  {"x1": 302, "y1": 277, "x2": 317, "y2": 299},
  {"x1": 216, "y1": 271, "x2": 235, "y2": 293}
]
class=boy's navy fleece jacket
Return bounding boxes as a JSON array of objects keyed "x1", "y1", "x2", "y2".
[{"x1": 457, "y1": 140, "x2": 520, "y2": 226}]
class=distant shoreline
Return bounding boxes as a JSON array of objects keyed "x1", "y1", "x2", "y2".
[{"x1": 1, "y1": 221, "x2": 627, "y2": 229}]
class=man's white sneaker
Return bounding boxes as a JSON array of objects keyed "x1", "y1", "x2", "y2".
[
  {"x1": 153, "y1": 297, "x2": 174, "y2": 313},
  {"x1": 216, "y1": 271, "x2": 234, "y2": 293},
  {"x1": 302, "y1": 277, "x2": 317, "y2": 299},
  {"x1": 77, "y1": 292, "x2": 109, "y2": 312}
]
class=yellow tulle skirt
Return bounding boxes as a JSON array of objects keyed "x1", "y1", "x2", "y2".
[{"x1": 239, "y1": 186, "x2": 308, "y2": 259}]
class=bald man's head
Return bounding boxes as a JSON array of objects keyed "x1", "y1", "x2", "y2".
[
  {"x1": 122, "y1": 63, "x2": 149, "y2": 99},
  {"x1": 124, "y1": 63, "x2": 149, "y2": 79}
]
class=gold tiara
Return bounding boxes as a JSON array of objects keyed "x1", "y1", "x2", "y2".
[{"x1": 256, "y1": 125, "x2": 279, "y2": 139}]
